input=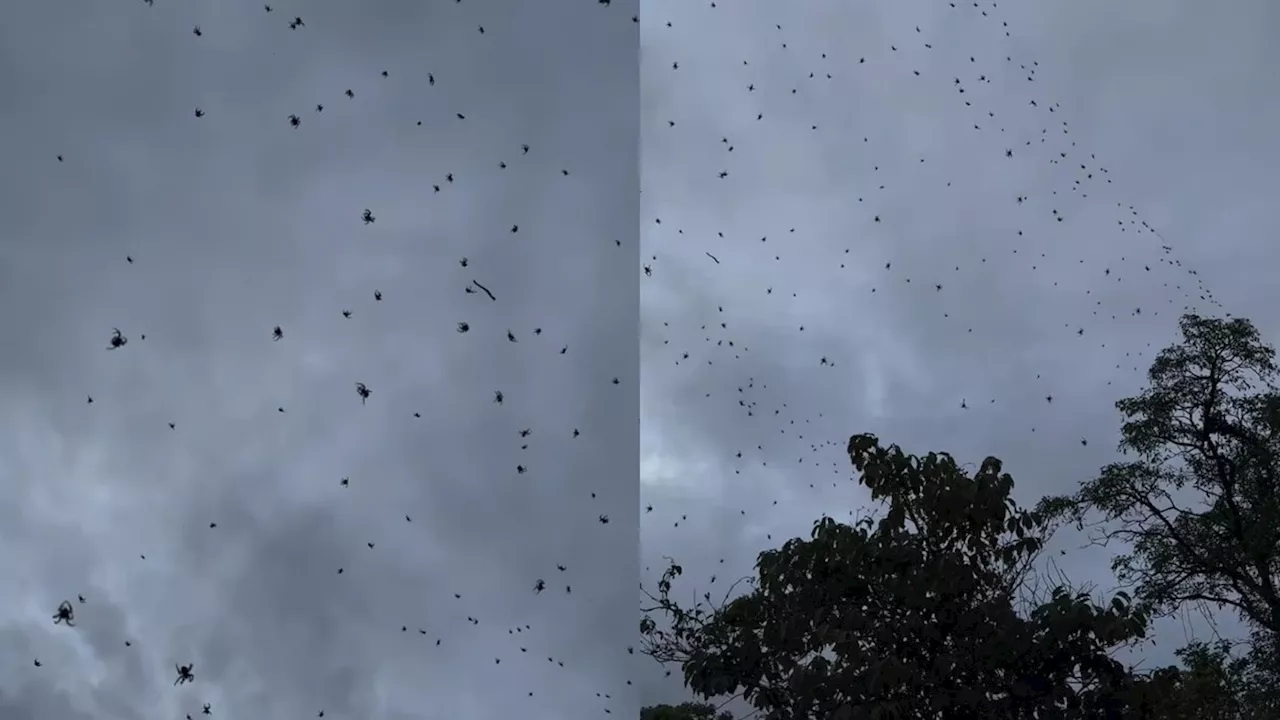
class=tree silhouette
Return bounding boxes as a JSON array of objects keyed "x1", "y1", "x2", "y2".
[
  {"x1": 640, "y1": 702, "x2": 734, "y2": 720},
  {"x1": 1122, "y1": 633, "x2": 1280, "y2": 719},
  {"x1": 1041, "y1": 314, "x2": 1280, "y2": 637},
  {"x1": 642, "y1": 433, "x2": 1156, "y2": 719},
  {"x1": 640, "y1": 313, "x2": 1280, "y2": 718}
]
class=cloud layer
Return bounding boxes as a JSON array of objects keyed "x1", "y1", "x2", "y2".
[{"x1": 1, "y1": 0, "x2": 638, "y2": 718}]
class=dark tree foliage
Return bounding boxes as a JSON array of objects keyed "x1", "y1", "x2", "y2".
[
  {"x1": 641, "y1": 434, "x2": 1155, "y2": 720},
  {"x1": 641, "y1": 702, "x2": 735, "y2": 720},
  {"x1": 1040, "y1": 314, "x2": 1280, "y2": 636},
  {"x1": 1239, "y1": 630, "x2": 1280, "y2": 713},
  {"x1": 1121, "y1": 634, "x2": 1280, "y2": 720}
]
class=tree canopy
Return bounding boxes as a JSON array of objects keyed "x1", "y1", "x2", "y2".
[
  {"x1": 641, "y1": 702, "x2": 735, "y2": 720},
  {"x1": 1040, "y1": 314, "x2": 1280, "y2": 636},
  {"x1": 641, "y1": 314, "x2": 1280, "y2": 720}
]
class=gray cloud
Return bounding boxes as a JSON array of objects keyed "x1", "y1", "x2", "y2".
[
  {"x1": 639, "y1": 0, "x2": 1278, "y2": 711},
  {"x1": 1, "y1": 0, "x2": 638, "y2": 718}
]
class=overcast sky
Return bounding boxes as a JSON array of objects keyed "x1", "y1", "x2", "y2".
[
  {"x1": 0, "y1": 1, "x2": 638, "y2": 719},
  {"x1": 639, "y1": 0, "x2": 1280, "y2": 712},
  {"x1": 7, "y1": 0, "x2": 1279, "y2": 717}
]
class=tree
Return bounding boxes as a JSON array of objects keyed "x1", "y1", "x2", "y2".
[
  {"x1": 1120, "y1": 633, "x2": 1280, "y2": 720},
  {"x1": 1237, "y1": 629, "x2": 1280, "y2": 714},
  {"x1": 641, "y1": 702, "x2": 734, "y2": 720},
  {"x1": 1040, "y1": 314, "x2": 1280, "y2": 637},
  {"x1": 1168, "y1": 639, "x2": 1254, "y2": 719},
  {"x1": 641, "y1": 433, "x2": 1156, "y2": 719}
]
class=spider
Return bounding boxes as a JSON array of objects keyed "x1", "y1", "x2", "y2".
[
  {"x1": 175, "y1": 663, "x2": 195, "y2": 686},
  {"x1": 52, "y1": 600, "x2": 75, "y2": 627},
  {"x1": 107, "y1": 328, "x2": 127, "y2": 350}
]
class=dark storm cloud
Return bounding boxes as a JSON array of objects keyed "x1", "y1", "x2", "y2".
[
  {"x1": 639, "y1": 0, "x2": 1279, "y2": 710},
  {"x1": 0, "y1": 0, "x2": 638, "y2": 718}
]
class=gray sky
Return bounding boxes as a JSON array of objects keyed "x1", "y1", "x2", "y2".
[
  {"x1": 0, "y1": 1, "x2": 637, "y2": 719},
  {"x1": 639, "y1": 0, "x2": 1280, "y2": 712}
]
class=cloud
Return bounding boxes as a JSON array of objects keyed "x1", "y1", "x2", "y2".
[{"x1": 0, "y1": 0, "x2": 638, "y2": 718}]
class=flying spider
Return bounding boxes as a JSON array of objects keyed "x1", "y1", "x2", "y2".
[{"x1": 52, "y1": 600, "x2": 75, "y2": 626}]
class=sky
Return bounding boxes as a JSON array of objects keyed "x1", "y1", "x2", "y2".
[
  {"x1": 638, "y1": 0, "x2": 1280, "y2": 713},
  {"x1": 0, "y1": 1, "x2": 639, "y2": 719},
  {"x1": 6, "y1": 1, "x2": 1280, "y2": 719}
]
